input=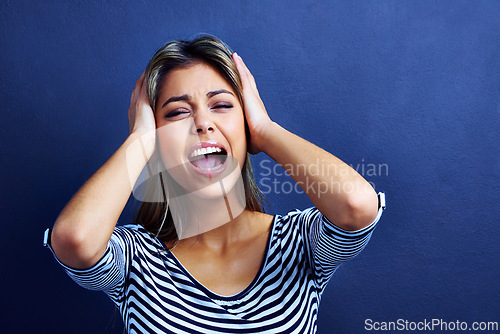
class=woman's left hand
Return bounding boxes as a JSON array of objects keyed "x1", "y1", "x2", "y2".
[{"x1": 232, "y1": 53, "x2": 273, "y2": 155}]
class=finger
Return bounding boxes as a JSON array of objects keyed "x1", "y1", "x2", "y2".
[
  {"x1": 131, "y1": 71, "x2": 147, "y2": 104},
  {"x1": 233, "y1": 53, "x2": 253, "y2": 89},
  {"x1": 135, "y1": 72, "x2": 144, "y2": 86},
  {"x1": 138, "y1": 77, "x2": 150, "y2": 107},
  {"x1": 233, "y1": 53, "x2": 253, "y2": 90},
  {"x1": 131, "y1": 73, "x2": 143, "y2": 102},
  {"x1": 233, "y1": 53, "x2": 259, "y2": 94},
  {"x1": 134, "y1": 71, "x2": 145, "y2": 93}
]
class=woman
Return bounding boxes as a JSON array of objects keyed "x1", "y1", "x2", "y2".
[{"x1": 45, "y1": 35, "x2": 385, "y2": 333}]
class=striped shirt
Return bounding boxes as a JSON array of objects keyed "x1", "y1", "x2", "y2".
[{"x1": 46, "y1": 195, "x2": 385, "y2": 333}]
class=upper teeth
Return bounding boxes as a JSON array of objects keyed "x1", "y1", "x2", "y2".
[{"x1": 190, "y1": 146, "x2": 222, "y2": 158}]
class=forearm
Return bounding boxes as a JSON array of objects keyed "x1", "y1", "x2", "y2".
[
  {"x1": 51, "y1": 132, "x2": 154, "y2": 269},
  {"x1": 260, "y1": 122, "x2": 378, "y2": 230}
]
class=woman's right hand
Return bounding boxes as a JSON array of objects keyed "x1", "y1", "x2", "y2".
[{"x1": 128, "y1": 71, "x2": 156, "y2": 158}]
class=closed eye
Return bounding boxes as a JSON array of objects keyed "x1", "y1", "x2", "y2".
[
  {"x1": 165, "y1": 109, "x2": 190, "y2": 118},
  {"x1": 212, "y1": 104, "x2": 233, "y2": 110}
]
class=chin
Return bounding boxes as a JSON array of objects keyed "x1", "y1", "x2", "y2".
[
  {"x1": 190, "y1": 164, "x2": 245, "y2": 201},
  {"x1": 167, "y1": 163, "x2": 247, "y2": 237}
]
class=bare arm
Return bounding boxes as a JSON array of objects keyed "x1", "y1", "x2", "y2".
[
  {"x1": 233, "y1": 53, "x2": 378, "y2": 230},
  {"x1": 51, "y1": 73, "x2": 156, "y2": 269}
]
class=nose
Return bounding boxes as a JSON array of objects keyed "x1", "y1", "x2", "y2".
[{"x1": 193, "y1": 109, "x2": 215, "y2": 135}]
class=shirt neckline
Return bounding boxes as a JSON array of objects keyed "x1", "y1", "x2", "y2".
[{"x1": 164, "y1": 214, "x2": 277, "y2": 302}]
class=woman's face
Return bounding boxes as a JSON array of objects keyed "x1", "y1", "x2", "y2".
[{"x1": 155, "y1": 61, "x2": 246, "y2": 199}]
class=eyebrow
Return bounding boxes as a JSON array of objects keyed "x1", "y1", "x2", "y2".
[
  {"x1": 206, "y1": 89, "x2": 234, "y2": 99},
  {"x1": 162, "y1": 94, "x2": 189, "y2": 108},
  {"x1": 161, "y1": 89, "x2": 234, "y2": 109}
]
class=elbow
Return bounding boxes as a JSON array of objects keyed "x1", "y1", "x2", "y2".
[
  {"x1": 339, "y1": 190, "x2": 379, "y2": 231},
  {"x1": 51, "y1": 218, "x2": 100, "y2": 269},
  {"x1": 51, "y1": 220, "x2": 82, "y2": 253}
]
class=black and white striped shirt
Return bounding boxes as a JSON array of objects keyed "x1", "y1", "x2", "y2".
[{"x1": 46, "y1": 196, "x2": 384, "y2": 333}]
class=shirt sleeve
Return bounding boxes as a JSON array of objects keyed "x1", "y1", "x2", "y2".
[
  {"x1": 43, "y1": 225, "x2": 138, "y2": 303},
  {"x1": 296, "y1": 192, "x2": 385, "y2": 292}
]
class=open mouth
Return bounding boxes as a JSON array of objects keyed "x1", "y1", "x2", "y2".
[{"x1": 188, "y1": 146, "x2": 228, "y2": 172}]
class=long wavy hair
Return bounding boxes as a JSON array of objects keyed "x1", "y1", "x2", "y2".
[{"x1": 134, "y1": 35, "x2": 265, "y2": 246}]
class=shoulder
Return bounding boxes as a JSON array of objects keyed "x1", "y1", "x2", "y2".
[
  {"x1": 253, "y1": 211, "x2": 274, "y2": 226},
  {"x1": 275, "y1": 207, "x2": 320, "y2": 226},
  {"x1": 266, "y1": 207, "x2": 320, "y2": 242},
  {"x1": 249, "y1": 211, "x2": 275, "y2": 240},
  {"x1": 113, "y1": 223, "x2": 149, "y2": 237},
  {"x1": 111, "y1": 224, "x2": 161, "y2": 249},
  {"x1": 272, "y1": 207, "x2": 343, "y2": 243}
]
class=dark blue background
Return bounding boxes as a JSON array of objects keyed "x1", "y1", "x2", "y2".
[{"x1": 1, "y1": 1, "x2": 499, "y2": 333}]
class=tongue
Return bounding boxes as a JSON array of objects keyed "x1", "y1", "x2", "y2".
[{"x1": 191, "y1": 155, "x2": 224, "y2": 170}]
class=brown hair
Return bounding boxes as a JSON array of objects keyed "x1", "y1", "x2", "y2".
[{"x1": 134, "y1": 35, "x2": 265, "y2": 246}]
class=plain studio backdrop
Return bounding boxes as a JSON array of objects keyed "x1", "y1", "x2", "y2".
[{"x1": 1, "y1": 1, "x2": 499, "y2": 333}]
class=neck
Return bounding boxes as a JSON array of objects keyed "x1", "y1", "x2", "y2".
[{"x1": 169, "y1": 177, "x2": 247, "y2": 241}]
